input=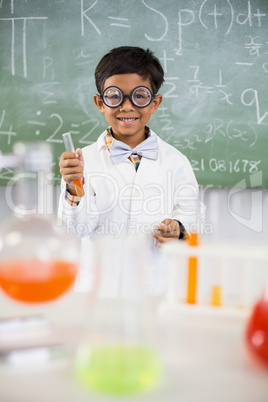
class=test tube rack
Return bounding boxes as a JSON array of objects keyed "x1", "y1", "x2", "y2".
[{"x1": 162, "y1": 240, "x2": 268, "y2": 316}]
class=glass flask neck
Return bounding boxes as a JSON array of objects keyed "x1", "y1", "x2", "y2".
[{"x1": 4, "y1": 142, "x2": 54, "y2": 219}]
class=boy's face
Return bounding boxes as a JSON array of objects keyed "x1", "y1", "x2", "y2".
[{"x1": 94, "y1": 73, "x2": 162, "y2": 146}]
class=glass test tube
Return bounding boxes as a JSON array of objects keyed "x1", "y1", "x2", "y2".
[
  {"x1": 210, "y1": 263, "x2": 222, "y2": 307},
  {"x1": 62, "y1": 132, "x2": 85, "y2": 197},
  {"x1": 186, "y1": 232, "x2": 198, "y2": 304}
]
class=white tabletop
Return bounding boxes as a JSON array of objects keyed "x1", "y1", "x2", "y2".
[{"x1": 0, "y1": 289, "x2": 267, "y2": 402}]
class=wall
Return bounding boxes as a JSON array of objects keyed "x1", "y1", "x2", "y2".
[{"x1": 1, "y1": 186, "x2": 267, "y2": 245}]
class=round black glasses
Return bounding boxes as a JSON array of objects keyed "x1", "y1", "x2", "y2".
[{"x1": 99, "y1": 86, "x2": 155, "y2": 108}]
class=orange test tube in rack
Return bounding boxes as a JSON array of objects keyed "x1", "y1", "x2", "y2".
[{"x1": 186, "y1": 232, "x2": 199, "y2": 304}]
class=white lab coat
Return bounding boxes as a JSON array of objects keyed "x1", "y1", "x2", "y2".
[{"x1": 58, "y1": 129, "x2": 203, "y2": 293}]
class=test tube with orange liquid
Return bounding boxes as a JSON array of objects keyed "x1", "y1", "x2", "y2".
[
  {"x1": 186, "y1": 234, "x2": 222, "y2": 306},
  {"x1": 211, "y1": 285, "x2": 222, "y2": 307},
  {"x1": 210, "y1": 260, "x2": 222, "y2": 307},
  {"x1": 62, "y1": 132, "x2": 85, "y2": 197},
  {"x1": 186, "y1": 232, "x2": 198, "y2": 304},
  {"x1": 207, "y1": 191, "x2": 222, "y2": 306}
]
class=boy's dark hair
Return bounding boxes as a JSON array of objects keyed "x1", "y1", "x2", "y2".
[{"x1": 95, "y1": 46, "x2": 164, "y2": 94}]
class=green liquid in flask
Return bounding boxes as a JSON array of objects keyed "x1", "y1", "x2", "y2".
[{"x1": 75, "y1": 343, "x2": 161, "y2": 395}]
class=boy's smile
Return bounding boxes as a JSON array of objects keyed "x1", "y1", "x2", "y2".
[{"x1": 94, "y1": 73, "x2": 162, "y2": 148}]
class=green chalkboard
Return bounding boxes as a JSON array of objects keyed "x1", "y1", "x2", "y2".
[{"x1": 0, "y1": 0, "x2": 267, "y2": 188}]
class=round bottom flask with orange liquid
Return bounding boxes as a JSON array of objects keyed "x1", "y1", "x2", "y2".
[
  {"x1": 0, "y1": 142, "x2": 80, "y2": 304},
  {"x1": 0, "y1": 216, "x2": 79, "y2": 303}
]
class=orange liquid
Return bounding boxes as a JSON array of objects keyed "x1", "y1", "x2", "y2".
[
  {"x1": 0, "y1": 259, "x2": 78, "y2": 303},
  {"x1": 186, "y1": 233, "x2": 198, "y2": 304},
  {"x1": 211, "y1": 285, "x2": 222, "y2": 307},
  {"x1": 186, "y1": 257, "x2": 198, "y2": 304},
  {"x1": 73, "y1": 179, "x2": 85, "y2": 197}
]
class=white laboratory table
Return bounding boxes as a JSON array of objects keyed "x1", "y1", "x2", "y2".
[{"x1": 0, "y1": 288, "x2": 268, "y2": 402}]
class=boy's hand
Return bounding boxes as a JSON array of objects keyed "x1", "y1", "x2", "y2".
[
  {"x1": 153, "y1": 219, "x2": 181, "y2": 247},
  {"x1": 59, "y1": 148, "x2": 84, "y2": 194}
]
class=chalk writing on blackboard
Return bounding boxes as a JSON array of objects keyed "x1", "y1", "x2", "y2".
[
  {"x1": 241, "y1": 89, "x2": 268, "y2": 125},
  {"x1": 108, "y1": 16, "x2": 131, "y2": 29},
  {"x1": 0, "y1": 0, "x2": 267, "y2": 187},
  {"x1": 0, "y1": 17, "x2": 48, "y2": 77},
  {"x1": 0, "y1": 111, "x2": 17, "y2": 145},
  {"x1": 81, "y1": 0, "x2": 101, "y2": 36}
]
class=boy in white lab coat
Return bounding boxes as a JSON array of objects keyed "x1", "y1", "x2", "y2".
[
  {"x1": 58, "y1": 46, "x2": 202, "y2": 292},
  {"x1": 58, "y1": 46, "x2": 200, "y2": 244}
]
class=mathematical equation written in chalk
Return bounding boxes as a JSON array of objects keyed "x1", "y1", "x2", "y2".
[
  {"x1": 0, "y1": 0, "x2": 267, "y2": 74},
  {"x1": 0, "y1": 0, "x2": 267, "y2": 187}
]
